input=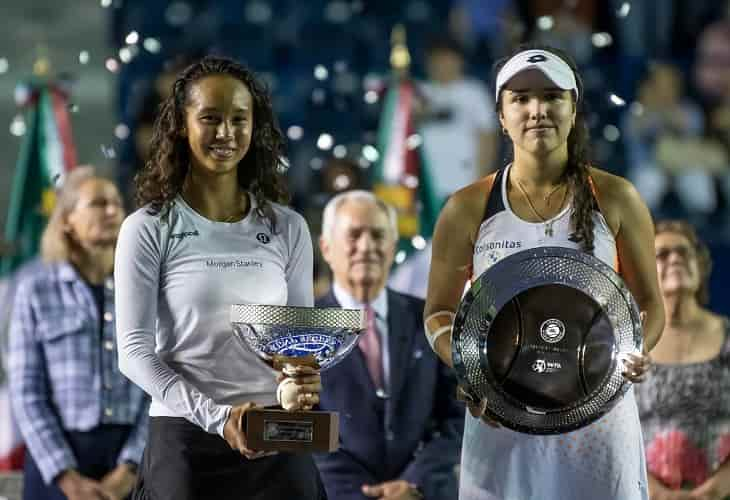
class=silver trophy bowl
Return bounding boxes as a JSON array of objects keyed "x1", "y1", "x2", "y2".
[
  {"x1": 453, "y1": 246, "x2": 643, "y2": 434},
  {"x1": 230, "y1": 304, "x2": 366, "y2": 370}
]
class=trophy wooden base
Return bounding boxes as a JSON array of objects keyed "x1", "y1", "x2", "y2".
[{"x1": 246, "y1": 407, "x2": 339, "y2": 453}]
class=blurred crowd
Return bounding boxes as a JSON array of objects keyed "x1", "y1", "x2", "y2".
[{"x1": 108, "y1": 0, "x2": 730, "y2": 299}]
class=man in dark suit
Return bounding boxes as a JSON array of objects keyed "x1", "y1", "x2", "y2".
[{"x1": 316, "y1": 190, "x2": 463, "y2": 500}]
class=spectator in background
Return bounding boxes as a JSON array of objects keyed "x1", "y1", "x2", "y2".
[
  {"x1": 8, "y1": 167, "x2": 149, "y2": 500},
  {"x1": 315, "y1": 190, "x2": 463, "y2": 500},
  {"x1": 418, "y1": 35, "x2": 498, "y2": 208},
  {"x1": 117, "y1": 51, "x2": 205, "y2": 208},
  {"x1": 448, "y1": 0, "x2": 523, "y2": 64},
  {"x1": 608, "y1": 0, "x2": 677, "y2": 101},
  {"x1": 392, "y1": 36, "x2": 498, "y2": 299},
  {"x1": 636, "y1": 220, "x2": 730, "y2": 499},
  {"x1": 0, "y1": 240, "x2": 26, "y2": 474},
  {"x1": 622, "y1": 62, "x2": 721, "y2": 220},
  {"x1": 523, "y1": 0, "x2": 599, "y2": 67},
  {"x1": 117, "y1": 88, "x2": 160, "y2": 209},
  {"x1": 306, "y1": 157, "x2": 366, "y2": 299},
  {"x1": 694, "y1": 20, "x2": 730, "y2": 109}
]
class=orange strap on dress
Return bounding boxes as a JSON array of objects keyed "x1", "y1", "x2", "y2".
[{"x1": 587, "y1": 174, "x2": 621, "y2": 273}]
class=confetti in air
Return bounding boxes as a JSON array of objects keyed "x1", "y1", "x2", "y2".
[
  {"x1": 362, "y1": 145, "x2": 379, "y2": 162},
  {"x1": 317, "y1": 133, "x2": 334, "y2": 150},
  {"x1": 411, "y1": 235, "x2": 427, "y2": 250},
  {"x1": 105, "y1": 58, "x2": 120, "y2": 73},
  {"x1": 114, "y1": 124, "x2": 130, "y2": 140},
  {"x1": 333, "y1": 174, "x2": 351, "y2": 190},
  {"x1": 609, "y1": 94, "x2": 626, "y2": 106},
  {"x1": 406, "y1": 134, "x2": 422, "y2": 150},
  {"x1": 537, "y1": 16, "x2": 554, "y2": 31},
  {"x1": 287, "y1": 126, "x2": 303, "y2": 141},
  {"x1": 310, "y1": 157, "x2": 324, "y2": 170},
  {"x1": 143, "y1": 38, "x2": 162, "y2": 53},
  {"x1": 125, "y1": 31, "x2": 139, "y2": 45},
  {"x1": 630, "y1": 102, "x2": 644, "y2": 116},
  {"x1": 603, "y1": 125, "x2": 620, "y2": 142},
  {"x1": 364, "y1": 90, "x2": 378, "y2": 104},
  {"x1": 591, "y1": 33, "x2": 613, "y2": 48},
  {"x1": 100, "y1": 144, "x2": 116, "y2": 159},
  {"x1": 9, "y1": 115, "x2": 26, "y2": 137},
  {"x1": 314, "y1": 65, "x2": 329, "y2": 81},
  {"x1": 119, "y1": 47, "x2": 133, "y2": 63}
]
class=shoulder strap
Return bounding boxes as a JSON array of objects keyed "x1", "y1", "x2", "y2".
[
  {"x1": 466, "y1": 171, "x2": 500, "y2": 282},
  {"x1": 586, "y1": 175, "x2": 605, "y2": 215},
  {"x1": 587, "y1": 173, "x2": 622, "y2": 272},
  {"x1": 479, "y1": 170, "x2": 502, "y2": 225}
]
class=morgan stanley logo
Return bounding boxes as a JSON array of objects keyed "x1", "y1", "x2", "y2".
[{"x1": 170, "y1": 229, "x2": 200, "y2": 240}]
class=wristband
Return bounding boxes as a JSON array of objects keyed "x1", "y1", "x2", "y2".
[{"x1": 424, "y1": 310, "x2": 455, "y2": 352}]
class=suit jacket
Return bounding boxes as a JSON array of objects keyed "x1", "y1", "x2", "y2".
[{"x1": 314, "y1": 288, "x2": 464, "y2": 500}]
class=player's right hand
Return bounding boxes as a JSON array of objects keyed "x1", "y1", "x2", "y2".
[
  {"x1": 223, "y1": 402, "x2": 277, "y2": 460},
  {"x1": 458, "y1": 385, "x2": 501, "y2": 427}
]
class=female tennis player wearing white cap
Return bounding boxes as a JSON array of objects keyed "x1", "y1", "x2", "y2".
[{"x1": 423, "y1": 44, "x2": 664, "y2": 500}]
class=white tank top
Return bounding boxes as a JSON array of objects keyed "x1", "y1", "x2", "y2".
[{"x1": 472, "y1": 163, "x2": 617, "y2": 279}]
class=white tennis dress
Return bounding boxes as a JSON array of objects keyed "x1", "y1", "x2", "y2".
[{"x1": 459, "y1": 164, "x2": 648, "y2": 500}]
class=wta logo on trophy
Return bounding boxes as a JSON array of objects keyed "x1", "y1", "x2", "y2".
[{"x1": 540, "y1": 319, "x2": 566, "y2": 343}]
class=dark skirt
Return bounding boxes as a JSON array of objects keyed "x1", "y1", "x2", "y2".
[
  {"x1": 133, "y1": 416, "x2": 327, "y2": 500},
  {"x1": 23, "y1": 424, "x2": 133, "y2": 500}
]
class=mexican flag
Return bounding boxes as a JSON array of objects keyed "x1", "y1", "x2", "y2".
[
  {"x1": 372, "y1": 78, "x2": 440, "y2": 248},
  {"x1": 0, "y1": 77, "x2": 77, "y2": 472},
  {"x1": 0, "y1": 78, "x2": 77, "y2": 276}
]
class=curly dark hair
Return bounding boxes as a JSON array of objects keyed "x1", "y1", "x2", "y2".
[
  {"x1": 135, "y1": 55, "x2": 289, "y2": 231},
  {"x1": 494, "y1": 44, "x2": 596, "y2": 253},
  {"x1": 655, "y1": 220, "x2": 713, "y2": 305}
]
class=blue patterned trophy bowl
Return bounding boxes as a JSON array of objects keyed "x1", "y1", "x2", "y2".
[{"x1": 230, "y1": 304, "x2": 366, "y2": 371}]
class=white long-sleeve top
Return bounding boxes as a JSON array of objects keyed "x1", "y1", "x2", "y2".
[{"x1": 114, "y1": 195, "x2": 313, "y2": 438}]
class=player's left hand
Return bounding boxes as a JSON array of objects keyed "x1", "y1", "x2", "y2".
[
  {"x1": 622, "y1": 351, "x2": 653, "y2": 383},
  {"x1": 623, "y1": 311, "x2": 653, "y2": 383},
  {"x1": 276, "y1": 365, "x2": 321, "y2": 411}
]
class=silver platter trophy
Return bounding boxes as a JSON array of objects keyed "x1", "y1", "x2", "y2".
[
  {"x1": 231, "y1": 304, "x2": 365, "y2": 452},
  {"x1": 452, "y1": 247, "x2": 643, "y2": 434}
]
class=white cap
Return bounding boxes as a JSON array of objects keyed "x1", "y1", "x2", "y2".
[{"x1": 495, "y1": 49, "x2": 578, "y2": 102}]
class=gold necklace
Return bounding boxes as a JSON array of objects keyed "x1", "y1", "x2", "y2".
[{"x1": 514, "y1": 178, "x2": 569, "y2": 237}]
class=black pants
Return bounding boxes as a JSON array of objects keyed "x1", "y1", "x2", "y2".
[
  {"x1": 133, "y1": 417, "x2": 327, "y2": 500},
  {"x1": 23, "y1": 425, "x2": 133, "y2": 500}
]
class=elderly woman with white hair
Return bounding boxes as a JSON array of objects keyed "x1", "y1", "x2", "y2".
[{"x1": 8, "y1": 167, "x2": 149, "y2": 500}]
